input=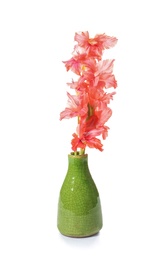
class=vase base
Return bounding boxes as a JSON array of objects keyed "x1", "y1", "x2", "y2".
[{"x1": 59, "y1": 231, "x2": 100, "y2": 238}]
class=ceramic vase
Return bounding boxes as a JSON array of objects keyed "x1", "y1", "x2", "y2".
[{"x1": 57, "y1": 153, "x2": 103, "y2": 237}]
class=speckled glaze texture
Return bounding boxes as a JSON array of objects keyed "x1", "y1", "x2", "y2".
[{"x1": 57, "y1": 154, "x2": 103, "y2": 237}]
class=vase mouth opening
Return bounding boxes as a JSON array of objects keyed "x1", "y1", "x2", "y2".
[{"x1": 69, "y1": 152, "x2": 88, "y2": 158}]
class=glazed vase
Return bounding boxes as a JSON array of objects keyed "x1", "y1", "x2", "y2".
[{"x1": 57, "y1": 153, "x2": 103, "y2": 237}]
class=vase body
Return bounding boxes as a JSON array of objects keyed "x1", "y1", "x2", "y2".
[{"x1": 57, "y1": 154, "x2": 103, "y2": 237}]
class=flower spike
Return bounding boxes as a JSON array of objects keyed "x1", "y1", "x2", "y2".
[{"x1": 60, "y1": 31, "x2": 118, "y2": 154}]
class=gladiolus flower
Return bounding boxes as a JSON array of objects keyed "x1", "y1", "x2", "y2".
[
  {"x1": 60, "y1": 31, "x2": 118, "y2": 154},
  {"x1": 60, "y1": 92, "x2": 88, "y2": 120},
  {"x1": 71, "y1": 133, "x2": 103, "y2": 152},
  {"x1": 74, "y1": 31, "x2": 118, "y2": 60}
]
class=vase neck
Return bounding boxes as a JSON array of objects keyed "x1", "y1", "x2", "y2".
[{"x1": 67, "y1": 154, "x2": 90, "y2": 176}]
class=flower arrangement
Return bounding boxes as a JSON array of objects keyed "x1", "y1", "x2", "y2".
[{"x1": 60, "y1": 31, "x2": 118, "y2": 155}]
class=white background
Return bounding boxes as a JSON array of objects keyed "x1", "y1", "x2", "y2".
[{"x1": 0, "y1": 0, "x2": 167, "y2": 259}]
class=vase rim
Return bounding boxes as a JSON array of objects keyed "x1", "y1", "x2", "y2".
[{"x1": 68, "y1": 153, "x2": 88, "y2": 158}]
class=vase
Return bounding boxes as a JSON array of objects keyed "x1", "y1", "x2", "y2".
[{"x1": 57, "y1": 153, "x2": 103, "y2": 238}]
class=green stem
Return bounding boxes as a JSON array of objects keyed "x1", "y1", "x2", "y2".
[
  {"x1": 80, "y1": 148, "x2": 85, "y2": 155},
  {"x1": 87, "y1": 103, "x2": 93, "y2": 121}
]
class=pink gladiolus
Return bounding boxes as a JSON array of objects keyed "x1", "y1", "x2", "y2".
[
  {"x1": 60, "y1": 92, "x2": 88, "y2": 120},
  {"x1": 60, "y1": 31, "x2": 118, "y2": 154},
  {"x1": 71, "y1": 133, "x2": 103, "y2": 152},
  {"x1": 74, "y1": 31, "x2": 118, "y2": 60}
]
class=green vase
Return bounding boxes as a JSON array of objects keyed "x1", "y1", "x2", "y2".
[{"x1": 57, "y1": 154, "x2": 103, "y2": 237}]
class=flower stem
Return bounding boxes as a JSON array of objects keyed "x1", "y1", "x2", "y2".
[
  {"x1": 80, "y1": 148, "x2": 85, "y2": 155},
  {"x1": 87, "y1": 103, "x2": 93, "y2": 121}
]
